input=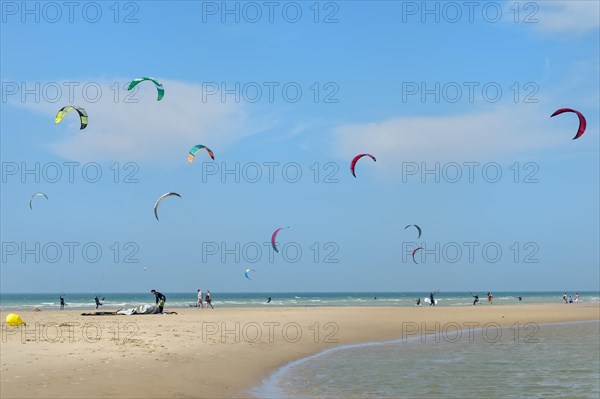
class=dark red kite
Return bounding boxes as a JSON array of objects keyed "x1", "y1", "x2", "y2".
[{"x1": 551, "y1": 108, "x2": 587, "y2": 140}]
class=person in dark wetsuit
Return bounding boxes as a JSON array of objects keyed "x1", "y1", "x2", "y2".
[
  {"x1": 429, "y1": 292, "x2": 436, "y2": 306},
  {"x1": 416, "y1": 298, "x2": 421, "y2": 306},
  {"x1": 267, "y1": 297, "x2": 272, "y2": 303},
  {"x1": 518, "y1": 296, "x2": 522, "y2": 302},
  {"x1": 151, "y1": 290, "x2": 166, "y2": 313},
  {"x1": 472, "y1": 294, "x2": 479, "y2": 306},
  {"x1": 94, "y1": 296, "x2": 103, "y2": 309},
  {"x1": 205, "y1": 290, "x2": 214, "y2": 309},
  {"x1": 60, "y1": 295, "x2": 66, "y2": 310}
]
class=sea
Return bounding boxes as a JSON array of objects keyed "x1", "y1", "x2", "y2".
[{"x1": 0, "y1": 291, "x2": 598, "y2": 311}]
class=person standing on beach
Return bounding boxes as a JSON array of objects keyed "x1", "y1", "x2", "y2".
[
  {"x1": 562, "y1": 293, "x2": 568, "y2": 303},
  {"x1": 568, "y1": 295, "x2": 573, "y2": 303},
  {"x1": 472, "y1": 294, "x2": 479, "y2": 306},
  {"x1": 94, "y1": 295, "x2": 103, "y2": 309},
  {"x1": 487, "y1": 292, "x2": 493, "y2": 305},
  {"x1": 205, "y1": 290, "x2": 214, "y2": 309},
  {"x1": 60, "y1": 294, "x2": 66, "y2": 310},
  {"x1": 197, "y1": 289, "x2": 204, "y2": 309},
  {"x1": 574, "y1": 293, "x2": 579, "y2": 303},
  {"x1": 429, "y1": 292, "x2": 436, "y2": 306},
  {"x1": 151, "y1": 290, "x2": 166, "y2": 313}
]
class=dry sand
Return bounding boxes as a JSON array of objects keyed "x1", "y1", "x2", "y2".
[{"x1": 1, "y1": 304, "x2": 598, "y2": 398}]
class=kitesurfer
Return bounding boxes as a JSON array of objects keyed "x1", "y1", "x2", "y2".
[
  {"x1": 429, "y1": 292, "x2": 436, "y2": 306},
  {"x1": 94, "y1": 295, "x2": 103, "y2": 309},
  {"x1": 472, "y1": 294, "x2": 479, "y2": 306},
  {"x1": 60, "y1": 295, "x2": 66, "y2": 310},
  {"x1": 151, "y1": 290, "x2": 166, "y2": 313}
]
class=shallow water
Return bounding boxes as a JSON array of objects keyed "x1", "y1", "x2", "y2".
[{"x1": 254, "y1": 321, "x2": 600, "y2": 399}]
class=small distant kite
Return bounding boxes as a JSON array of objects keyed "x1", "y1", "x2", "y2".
[
  {"x1": 404, "y1": 224, "x2": 422, "y2": 239},
  {"x1": 143, "y1": 267, "x2": 148, "y2": 272},
  {"x1": 551, "y1": 108, "x2": 587, "y2": 140},
  {"x1": 153, "y1": 192, "x2": 181, "y2": 221},
  {"x1": 55, "y1": 106, "x2": 88, "y2": 130},
  {"x1": 412, "y1": 247, "x2": 423, "y2": 264},
  {"x1": 188, "y1": 145, "x2": 215, "y2": 163},
  {"x1": 271, "y1": 226, "x2": 291, "y2": 253},
  {"x1": 29, "y1": 192, "x2": 48, "y2": 209},
  {"x1": 244, "y1": 268, "x2": 255, "y2": 280},
  {"x1": 128, "y1": 77, "x2": 164, "y2": 101},
  {"x1": 350, "y1": 154, "x2": 376, "y2": 177}
]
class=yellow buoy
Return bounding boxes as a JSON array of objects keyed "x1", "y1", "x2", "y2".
[{"x1": 5, "y1": 313, "x2": 25, "y2": 326}]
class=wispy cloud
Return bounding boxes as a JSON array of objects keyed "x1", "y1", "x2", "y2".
[
  {"x1": 9, "y1": 78, "x2": 274, "y2": 163},
  {"x1": 533, "y1": 1, "x2": 600, "y2": 35},
  {"x1": 331, "y1": 104, "x2": 575, "y2": 169}
]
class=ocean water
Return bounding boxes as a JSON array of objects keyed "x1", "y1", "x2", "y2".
[
  {"x1": 254, "y1": 321, "x2": 600, "y2": 399},
  {"x1": 0, "y1": 291, "x2": 598, "y2": 311}
]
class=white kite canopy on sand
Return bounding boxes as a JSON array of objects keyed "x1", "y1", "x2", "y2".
[{"x1": 117, "y1": 304, "x2": 160, "y2": 315}]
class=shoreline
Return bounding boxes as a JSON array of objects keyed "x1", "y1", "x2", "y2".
[
  {"x1": 2, "y1": 304, "x2": 599, "y2": 398},
  {"x1": 2, "y1": 291, "x2": 597, "y2": 312}
]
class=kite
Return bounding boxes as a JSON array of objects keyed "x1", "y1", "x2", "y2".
[
  {"x1": 350, "y1": 154, "x2": 376, "y2": 177},
  {"x1": 412, "y1": 247, "x2": 423, "y2": 264},
  {"x1": 188, "y1": 145, "x2": 215, "y2": 163},
  {"x1": 154, "y1": 192, "x2": 181, "y2": 221},
  {"x1": 244, "y1": 268, "x2": 255, "y2": 280},
  {"x1": 55, "y1": 106, "x2": 88, "y2": 130},
  {"x1": 128, "y1": 77, "x2": 164, "y2": 101},
  {"x1": 551, "y1": 108, "x2": 587, "y2": 140},
  {"x1": 29, "y1": 192, "x2": 48, "y2": 210},
  {"x1": 271, "y1": 226, "x2": 291, "y2": 253},
  {"x1": 404, "y1": 224, "x2": 422, "y2": 239}
]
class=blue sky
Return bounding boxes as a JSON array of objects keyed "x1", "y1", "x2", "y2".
[{"x1": 1, "y1": 1, "x2": 598, "y2": 293}]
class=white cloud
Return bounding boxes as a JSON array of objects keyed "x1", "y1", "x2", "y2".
[
  {"x1": 331, "y1": 104, "x2": 572, "y2": 169},
  {"x1": 532, "y1": 1, "x2": 600, "y2": 35},
  {"x1": 10, "y1": 78, "x2": 274, "y2": 163}
]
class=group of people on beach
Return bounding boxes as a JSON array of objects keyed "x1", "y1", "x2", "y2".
[
  {"x1": 195, "y1": 289, "x2": 214, "y2": 309},
  {"x1": 60, "y1": 291, "x2": 581, "y2": 310},
  {"x1": 58, "y1": 294, "x2": 104, "y2": 310},
  {"x1": 58, "y1": 290, "x2": 214, "y2": 313},
  {"x1": 415, "y1": 292, "x2": 439, "y2": 306},
  {"x1": 471, "y1": 292, "x2": 494, "y2": 305},
  {"x1": 562, "y1": 293, "x2": 579, "y2": 304},
  {"x1": 414, "y1": 292, "x2": 498, "y2": 307}
]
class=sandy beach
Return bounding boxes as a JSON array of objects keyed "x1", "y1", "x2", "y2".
[{"x1": 1, "y1": 304, "x2": 598, "y2": 398}]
